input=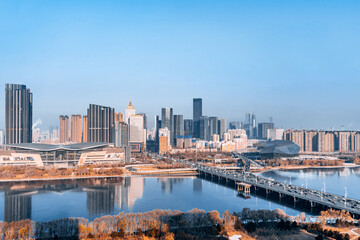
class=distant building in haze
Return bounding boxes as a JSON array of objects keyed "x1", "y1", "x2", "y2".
[
  {"x1": 229, "y1": 121, "x2": 241, "y2": 130},
  {"x1": 5, "y1": 84, "x2": 33, "y2": 144},
  {"x1": 258, "y1": 122, "x2": 274, "y2": 139}
]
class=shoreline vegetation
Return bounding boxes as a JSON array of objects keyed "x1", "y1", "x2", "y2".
[{"x1": 0, "y1": 208, "x2": 356, "y2": 240}]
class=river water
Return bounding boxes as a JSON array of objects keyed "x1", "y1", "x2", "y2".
[{"x1": 0, "y1": 167, "x2": 359, "y2": 222}]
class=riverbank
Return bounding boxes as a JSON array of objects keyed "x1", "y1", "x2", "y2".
[{"x1": 257, "y1": 163, "x2": 360, "y2": 173}]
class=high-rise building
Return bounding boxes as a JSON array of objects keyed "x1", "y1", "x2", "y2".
[
  {"x1": 267, "y1": 129, "x2": 284, "y2": 141},
  {"x1": 338, "y1": 131, "x2": 351, "y2": 152},
  {"x1": 245, "y1": 112, "x2": 251, "y2": 125},
  {"x1": 159, "y1": 127, "x2": 171, "y2": 154},
  {"x1": 129, "y1": 115, "x2": 145, "y2": 144},
  {"x1": 125, "y1": 101, "x2": 135, "y2": 124},
  {"x1": 193, "y1": 98, "x2": 202, "y2": 138},
  {"x1": 115, "y1": 122, "x2": 129, "y2": 147},
  {"x1": 355, "y1": 133, "x2": 360, "y2": 152},
  {"x1": 5, "y1": 84, "x2": 33, "y2": 144},
  {"x1": 137, "y1": 113, "x2": 147, "y2": 130},
  {"x1": 229, "y1": 121, "x2": 241, "y2": 130},
  {"x1": 154, "y1": 115, "x2": 161, "y2": 152},
  {"x1": 87, "y1": 104, "x2": 115, "y2": 143},
  {"x1": 200, "y1": 116, "x2": 210, "y2": 141},
  {"x1": 251, "y1": 113, "x2": 257, "y2": 138},
  {"x1": 173, "y1": 115, "x2": 184, "y2": 145},
  {"x1": 304, "y1": 130, "x2": 318, "y2": 152},
  {"x1": 115, "y1": 112, "x2": 124, "y2": 123},
  {"x1": 0, "y1": 129, "x2": 5, "y2": 146},
  {"x1": 218, "y1": 118, "x2": 227, "y2": 140},
  {"x1": 59, "y1": 115, "x2": 69, "y2": 143},
  {"x1": 161, "y1": 108, "x2": 173, "y2": 144},
  {"x1": 70, "y1": 115, "x2": 82, "y2": 143},
  {"x1": 82, "y1": 116, "x2": 88, "y2": 142},
  {"x1": 284, "y1": 130, "x2": 304, "y2": 152},
  {"x1": 184, "y1": 119, "x2": 193, "y2": 137},
  {"x1": 209, "y1": 117, "x2": 218, "y2": 139},
  {"x1": 258, "y1": 122, "x2": 274, "y2": 139},
  {"x1": 318, "y1": 131, "x2": 335, "y2": 152}
]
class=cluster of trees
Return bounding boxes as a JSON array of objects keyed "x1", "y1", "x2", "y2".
[
  {"x1": 264, "y1": 159, "x2": 344, "y2": 167},
  {"x1": 0, "y1": 164, "x2": 125, "y2": 180},
  {"x1": 1, "y1": 208, "x2": 357, "y2": 239},
  {"x1": 0, "y1": 220, "x2": 32, "y2": 240},
  {"x1": 306, "y1": 223, "x2": 351, "y2": 240},
  {"x1": 0, "y1": 208, "x2": 238, "y2": 239}
]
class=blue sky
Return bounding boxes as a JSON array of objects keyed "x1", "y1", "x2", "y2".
[{"x1": 0, "y1": 0, "x2": 359, "y2": 130}]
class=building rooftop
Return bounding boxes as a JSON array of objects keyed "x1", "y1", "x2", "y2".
[{"x1": 6, "y1": 142, "x2": 111, "y2": 151}]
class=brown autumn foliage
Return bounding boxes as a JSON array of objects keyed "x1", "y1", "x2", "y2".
[{"x1": 0, "y1": 164, "x2": 125, "y2": 180}]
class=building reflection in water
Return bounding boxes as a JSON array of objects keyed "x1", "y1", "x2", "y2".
[
  {"x1": 4, "y1": 190, "x2": 33, "y2": 222},
  {"x1": 114, "y1": 177, "x2": 144, "y2": 209},
  {"x1": 193, "y1": 178, "x2": 202, "y2": 193},
  {"x1": 86, "y1": 185, "x2": 115, "y2": 216},
  {"x1": 159, "y1": 178, "x2": 184, "y2": 193},
  {"x1": 85, "y1": 177, "x2": 145, "y2": 215}
]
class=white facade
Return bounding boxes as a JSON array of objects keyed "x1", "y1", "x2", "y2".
[
  {"x1": 0, "y1": 130, "x2": 4, "y2": 146},
  {"x1": 129, "y1": 115, "x2": 145, "y2": 143},
  {"x1": 267, "y1": 128, "x2": 284, "y2": 141},
  {"x1": 159, "y1": 127, "x2": 171, "y2": 147},
  {"x1": 125, "y1": 101, "x2": 136, "y2": 124}
]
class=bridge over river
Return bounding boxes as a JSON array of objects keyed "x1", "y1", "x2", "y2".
[{"x1": 171, "y1": 157, "x2": 360, "y2": 218}]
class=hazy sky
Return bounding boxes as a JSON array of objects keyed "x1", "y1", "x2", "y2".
[{"x1": 1, "y1": 0, "x2": 359, "y2": 131}]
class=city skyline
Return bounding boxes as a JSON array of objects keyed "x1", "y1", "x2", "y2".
[
  {"x1": 1, "y1": 84, "x2": 359, "y2": 132},
  {"x1": 1, "y1": 1, "x2": 360, "y2": 131}
]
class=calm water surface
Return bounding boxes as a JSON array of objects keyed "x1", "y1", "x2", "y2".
[
  {"x1": 258, "y1": 166, "x2": 360, "y2": 199},
  {"x1": 1, "y1": 167, "x2": 359, "y2": 222}
]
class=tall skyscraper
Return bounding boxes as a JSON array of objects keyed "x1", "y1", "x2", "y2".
[
  {"x1": 251, "y1": 113, "x2": 257, "y2": 138},
  {"x1": 218, "y1": 118, "x2": 227, "y2": 140},
  {"x1": 70, "y1": 115, "x2": 82, "y2": 143},
  {"x1": 87, "y1": 104, "x2": 115, "y2": 143},
  {"x1": 209, "y1": 117, "x2": 218, "y2": 139},
  {"x1": 173, "y1": 115, "x2": 184, "y2": 145},
  {"x1": 82, "y1": 115, "x2": 88, "y2": 142},
  {"x1": 200, "y1": 116, "x2": 210, "y2": 141},
  {"x1": 0, "y1": 129, "x2": 5, "y2": 146},
  {"x1": 161, "y1": 108, "x2": 173, "y2": 144},
  {"x1": 154, "y1": 115, "x2": 162, "y2": 152},
  {"x1": 115, "y1": 122, "x2": 129, "y2": 147},
  {"x1": 59, "y1": 115, "x2": 69, "y2": 143},
  {"x1": 129, "y1": 115, "x2": 145, "y2": 144},
  {"x1": 5, "y1": 84, "x2": 33, "y2": 144},
  {"x1": 125, "y1": 101, "x2": 135, "y2": 124},
  {"x1": 184, "y1": 119, "x2": 193, "y2": 137},
  {"x1": 229, "y1": 121, "x2": 241, "y2": 130},
  {"x1": 193, "y1": 98, "x2": 202, "y2": 138}
]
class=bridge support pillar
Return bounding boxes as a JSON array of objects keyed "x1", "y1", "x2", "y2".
[
  {"x1": 310, "y1": 201, "x2": 315, "y2": 208},
  {"x1": 279, "y1": 193, "x2": 284, "y2": 200}
]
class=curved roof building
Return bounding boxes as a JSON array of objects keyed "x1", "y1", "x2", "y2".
[{"x1": 260, "y1": 140, "x2": 300, "y2": 159}]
